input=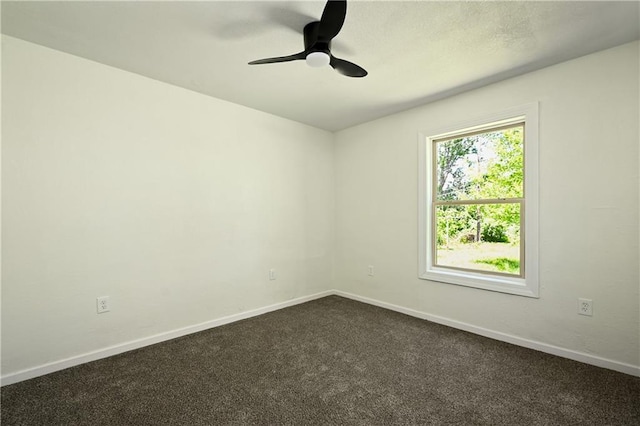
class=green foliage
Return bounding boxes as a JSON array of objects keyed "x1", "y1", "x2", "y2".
[
  {"x1": 481, "y1": 223, "x2": 509, "y2": 243},
  {"x1": 435, "y1": 126, "x2": 524, "y2": 248},
  {"x1": 474, "y1": 257, "x2": 520, "y2": 274},
  {"x1": 472, "y1": 128, "x2": 524, "y2": 201},
  {"x1": 436, "y1": 137, "x2": 476, "y2": 200},
  {"x1": 436, "y1": 205, "x2": 470, "y2": 247}
]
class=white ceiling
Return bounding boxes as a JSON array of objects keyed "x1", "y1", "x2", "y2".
[{"x1": 2, "y1": 1, "x2": 639, "y2": 131}]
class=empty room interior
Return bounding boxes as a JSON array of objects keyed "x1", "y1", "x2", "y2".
[{"x1": 1, "y1": 0, "x2": 639, "y2": 424}]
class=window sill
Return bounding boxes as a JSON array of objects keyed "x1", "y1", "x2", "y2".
[{"x1": 419, "y1": 267, "x2": 539, "y2": 298}]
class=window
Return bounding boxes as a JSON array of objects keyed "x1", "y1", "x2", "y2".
[{"x1": 418, "y1": 103, "x2": 539, "y2": 297}]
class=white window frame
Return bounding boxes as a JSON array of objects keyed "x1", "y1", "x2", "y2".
[{"x1": 418, "y1": 103, "x2": 539, "y2": 298}]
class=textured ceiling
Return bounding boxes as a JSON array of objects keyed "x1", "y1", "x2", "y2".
[{"x1": 2, "y1": 1, "x2": 639, "y2": 131}]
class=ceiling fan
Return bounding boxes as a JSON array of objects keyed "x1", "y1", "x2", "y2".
[{"x1": 248, "y1": 0, "x2": 367, "y2": 78}]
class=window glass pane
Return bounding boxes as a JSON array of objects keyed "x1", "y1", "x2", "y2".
[
  {"x1": 435, "y1": 203, "x2": 521, "y2": 275},
  {"x1": 436, "y1": 126, "x2": 523, "y2": 201}
]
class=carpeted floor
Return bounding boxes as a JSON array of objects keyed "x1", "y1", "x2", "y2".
[{"x1": 1, "y1": 296, "x2": 639, "y2": 425}]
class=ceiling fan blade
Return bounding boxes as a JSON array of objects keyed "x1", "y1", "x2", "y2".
[
  {"x1": 318, "y1": 0, "x2": 347, "y2": 41},
  {"x1": 330, "y1": 55, "x2": 367, "y2": 78},
  {"x1": 248, "y1": 51, "x2": 306, "y2": 65}
]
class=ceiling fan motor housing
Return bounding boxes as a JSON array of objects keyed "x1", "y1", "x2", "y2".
[{"x1": 304, "y1": 21, "x2": 331, "y2": 55}]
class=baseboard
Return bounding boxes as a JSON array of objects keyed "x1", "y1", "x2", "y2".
[
  {"x1": 333, "y1": 290, "x2": 640, "y2": 377},
  {"x1": 3, "y1": 288, "x2": 638, "y2": 386},
  {"x1": 0, "y1": 290, "x2": 333, "y2": 386}
]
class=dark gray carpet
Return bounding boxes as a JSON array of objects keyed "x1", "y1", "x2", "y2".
[{"x1": 2, "y1": 296, "x2": 639, "y2": 425}]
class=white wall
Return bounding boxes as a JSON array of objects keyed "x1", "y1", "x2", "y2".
[
  {"x1": 1, "y1": 36, "x2": 334, "y2": 376},
  {"x1": 2, "y1": 35, "x2": 639, "y2": 380},
  {"x1": 334, "y1": 41, "x2": 639, "y2": 368}
]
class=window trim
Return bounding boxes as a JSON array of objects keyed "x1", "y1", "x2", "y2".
[{"x1": 418, "y1": 103, "x2": 539, "y2": 298}]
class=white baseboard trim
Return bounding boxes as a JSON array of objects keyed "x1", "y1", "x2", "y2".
[
  {"x1": 333, "y1": 290, "x2": 640, "y2": 377},
  {"x1": 3, "y1": 288, "x2": 638, "y2": 386},
  {"x1": 0, "y1": 290, "x2": 333, "y2": 386}
]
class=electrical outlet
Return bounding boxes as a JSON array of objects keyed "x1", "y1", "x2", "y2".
[
  {"x1": 368, "y1": 265, "x2": 374, "y2": 276},
  {"x1": 578, "y1": 298, "x2": 593, "y2": 316},
  {"x1": 269, "y1": 269, "x2": 277, "y2": 280},
  {"x1": 97, "y1": 296, "x2": 110, "y2": 314}
]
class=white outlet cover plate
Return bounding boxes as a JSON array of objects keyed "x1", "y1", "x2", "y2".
[
  {"x1": 578, "y1": 298, "x2": 593, "y2": 316},
  {"x1": 97, "y1": 296, "x2": 110, "y2": 313}
]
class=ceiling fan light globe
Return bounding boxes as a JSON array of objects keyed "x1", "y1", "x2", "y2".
[{"x1": 306, "y1": 52, "x2": 330, "y2": 68}]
